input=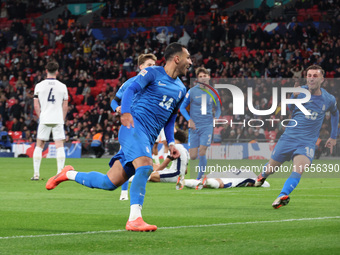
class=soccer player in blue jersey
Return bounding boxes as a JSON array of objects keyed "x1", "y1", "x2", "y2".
[
  {"x1": 46, "y1": 43, "x2": 192, "y2": 232},
  {"x1": 110, "y1": 53, "x2": 157, "y2": 114},
  {"x1": 179, "y1": 67, "x2": 221, "y2": 180},
  {"x1": 255, "y1": 65, "x2": 339, "y2": 209},
  {"x1": 110, "y1": 53, "x2": 157, "y2": 201}
]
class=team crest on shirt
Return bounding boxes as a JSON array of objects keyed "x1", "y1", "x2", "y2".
[
  {"x1": 322, "y1": 105, "x2": 326, "y2": 111},
  {"x1": 140, "y1": 69, "x2": 148, "y2": 76}
]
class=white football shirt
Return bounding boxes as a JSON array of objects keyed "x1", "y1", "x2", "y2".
[
  {"x1": 34, "y1": 78, "x2": 68, "y2": 124},
  {"x1": 169, "y1": 143, "x2": 189, "y2": 176}
]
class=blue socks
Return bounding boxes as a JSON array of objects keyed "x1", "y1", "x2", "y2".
[
  {"x1": 130, "y1": 166, "x2": 153, "y2": 206},
  {"x1": 197, "y1": 155, "x2": 207, "y2": 180},
  {"x1": 121, "y1": 180, "x2": 129, "y2": 191},
  {"x1": 75, "y1": 172, "x2": 117, "y2": 190},
  {"x1": 278, "y1": 172, "x2": 301, "y2": 197}
]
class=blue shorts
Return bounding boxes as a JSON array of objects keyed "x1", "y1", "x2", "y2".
[
  {"x1": 109, "y1": 118, "x2": 153, "y2": 177},
  {"x1": 188, "y1": 125, "x2": 213, "y2": 148},
  {"x1": 271, "y1": 135, "x2": 315, "y2": 164},
  {"x1": 109, "y1": 150, "x2": 136, "y2": 179}
]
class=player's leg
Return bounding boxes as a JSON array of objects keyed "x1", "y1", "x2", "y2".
[
  {"x1": 151, "y1": 168, "x2": 180, "y2": 183},
  {"x1": 188, "y1": 128, "x2": 199, "y2": 160},
  {"x1": 206, "y1": 178, "x2": 224, "y2": 189},
  {"x1": 32, "y1": 138, "x2": 45, "y2": 180},
  {"x1": 52, "y1": 124, "x2": 66, "y2": 174},
  {"x1": 120, "y1": 180, "x2": 129, "y2": 201},
  {"x1": 118, "y1": 121, "x2": 157, "y2": 231},
  {"x1": 196, "y1": 127, "x2": 212, "y2": 180},
  {"x1": 152, "y1": 142, "x2": 160, "y2": 164},
  {"x1": 126, "y1": 156, "x2": 157, "y2": 231},
  {"x1": 46, "y1": 151, "x2": 130, "y2": 190},
  {"x1": 149, "y1": 171, "x2": 161, "y2": 182},
  {"x1": 197, "y1": 145, "x2": 208, "y2": 179},
  {"x1": 184, "y1": 179, "x2": 201, "y2": 189},
  {"x1": 33, "y1": 124, "x2": 51, "y2": 180},
  {"x1": 273, "y1": 154, "x2": 310, "y2": 209},
  {"x1": 54, "y1": 140, "x2": 65, "y2": 174},
  {"x1": 255, "y1": 158, "x2": 282, "y2": 186},
  {"x1": 255, "y1": 136, "x2": 293, "y2": 187}
]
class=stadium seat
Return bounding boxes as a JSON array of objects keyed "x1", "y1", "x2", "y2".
[
  {"x1": 73, "y1": 95, "x2": 84, "y2": 105},
  {"x1": 8, "y1": 131, "x2": 22, "y2": 141},
  {"x1": 127, "y1": 71, "x2": 137, "y2": 79}
]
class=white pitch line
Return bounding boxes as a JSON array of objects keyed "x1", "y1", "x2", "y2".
[{"x1": 1, "y1": 216, "x2": 339, "y2": 240}]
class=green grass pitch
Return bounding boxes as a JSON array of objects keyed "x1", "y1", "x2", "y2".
[{"x1": 0, "y1": 158, "x2": 340, "y2": 255}]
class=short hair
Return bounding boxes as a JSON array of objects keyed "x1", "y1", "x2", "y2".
[
  {"x1": 306, "y1": 65, "x2": 324, "y2": 76},
  {"x1": 164, "y1": 42, "x2": 185, "y2": 61},
  {"x1": 195, "y1": 67, "x2": 210, "y2": 77},
  {"x1": 45, "y1": 61, "x2": 59, "y2": 74},
  {"x1": 137, "y1": 53, "x2": 157, "y2": 66},
  {"x1": 174, "y1": 129, "x2": 187, "y2": 144}
]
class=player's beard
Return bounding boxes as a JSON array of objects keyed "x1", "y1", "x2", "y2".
[{"x1": 308, "y1": 83, "x2": 321, "y2": 95}]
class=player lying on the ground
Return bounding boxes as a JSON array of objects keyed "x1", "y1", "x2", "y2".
[{"x1": 180, "y1": 169, "x2": 270, "y2": 190}]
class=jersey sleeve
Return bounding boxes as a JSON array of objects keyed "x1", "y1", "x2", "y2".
[
  {"x1": 63, "y1": 85, "x2": 68, "y2": 100},
  {"x1": 115, "y1": 86, "x2": 124, "y2": 99},
  {"x1": 133, "y1": 67, "x2": 157, "y2": 89},
  {"x1": 179, "y1": 91, "x2": 191, "y2": 121},
  {"x1": 329, "y1": 97, "x2": 339, "y2": 139},
  {"x1": 34, "y1": 83, "x2": 40, "y2": 97}
]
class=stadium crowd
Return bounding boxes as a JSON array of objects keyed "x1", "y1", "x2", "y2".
[{"x1": 0, "y1": 0, "x2": 339, "y2": 154}]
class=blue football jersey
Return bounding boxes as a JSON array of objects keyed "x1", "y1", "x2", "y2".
[
  {"x1": 283, "y1": 85, "x2": 338, "y2": 143},
  {"x1": 182, "y1": 84, "x2": 221, "y2": 127},
  {"x1": 131, "y1": 66, "x2": 187, "y2": 143}
]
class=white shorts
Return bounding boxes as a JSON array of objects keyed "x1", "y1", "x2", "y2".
[
  {"x1": 37, "y1": 124, "x2": 65, "y2": 141},
  {"x1": 158, "y1": 168, "x2": 180, "y2": 183},
  {"x1": 156, "y1": 128, "x2": 166, "y2": 143}
]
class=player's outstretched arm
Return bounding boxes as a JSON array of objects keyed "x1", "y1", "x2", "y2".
[{"x1": 154, "y1": 157, "x2": 172, "y2": 171}]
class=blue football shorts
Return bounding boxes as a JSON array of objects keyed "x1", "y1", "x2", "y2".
[
  {"x1": 271, "y1": 135, "x2": 315, "y2": 164},
  {"x1": 109, "y1": 118, "x2": 153, "y2": 177},
  {"x1": 188, "y1": 125, "x2": 213, "y2": 148}
]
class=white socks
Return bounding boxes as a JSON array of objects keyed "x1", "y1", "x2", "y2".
[
  {"x1": 66, "y1": 170, "x2": 77, "y2": 180},
  {"x1": 183, "y1": 179, "x2": 220, "y2": 189},
  {"x1": 206, "y1": 178, "x2": 220, "y2": 189},
  {"x1": 56, "y1": 147, "x2": 65, "y2": 174},
  {"x1": 33, "y1": 147, "x2": 42, "y2": 177},
  {"x1": 129, "y1": 204, "x2": 142, "y2": 221},
  {"x1": 184, "y1": 179, "x2": 200, "y2": 189}
]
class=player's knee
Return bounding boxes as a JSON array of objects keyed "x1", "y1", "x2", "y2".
[
  {"x1": 198, "y1": 150, "x2": 206, "y2": 157},
  {"x1": 190, "y1": 154, "x2": 197, "y2": 160}
]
